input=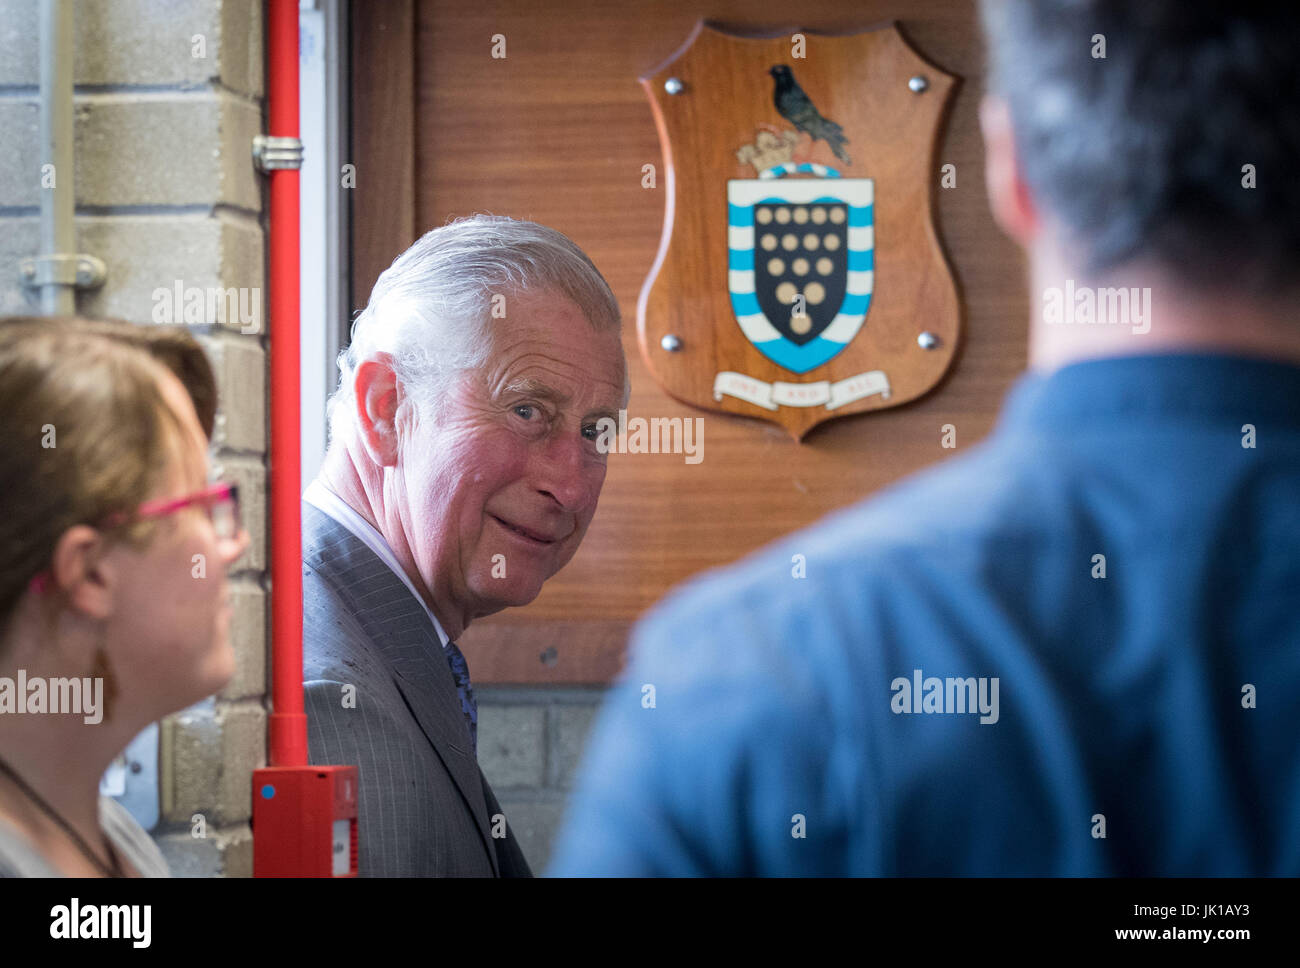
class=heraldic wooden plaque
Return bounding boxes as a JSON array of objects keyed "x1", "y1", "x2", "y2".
[{"x1": 638, "y1": 22, "x2": 961, "y2": 439}]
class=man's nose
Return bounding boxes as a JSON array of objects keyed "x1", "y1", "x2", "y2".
[{"x1": 533, "y1": 432, "x2": 600, "y2": 511}]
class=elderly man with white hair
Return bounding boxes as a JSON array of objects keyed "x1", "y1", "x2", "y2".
[{"x1": 302, "y1": 215, "x2": 627, "y2": 876}]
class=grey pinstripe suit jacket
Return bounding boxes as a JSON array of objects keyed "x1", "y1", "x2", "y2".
[{"x1": 301, "y1": 501, "x2": 532, "y2": 877}]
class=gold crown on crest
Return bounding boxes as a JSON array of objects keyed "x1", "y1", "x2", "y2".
[{"x1": 735, "y1": 126, "x2": 801, "y2": 175}]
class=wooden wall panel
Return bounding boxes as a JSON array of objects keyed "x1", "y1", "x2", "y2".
[
  {"x1": 350, "y1": 0, "x2": 416, "y2": 301},
  {"x1": 350, "y1": 0, "x2": 1028, "y2": 683}
]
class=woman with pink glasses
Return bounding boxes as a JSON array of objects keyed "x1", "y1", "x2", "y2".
[{"x1": 0, "y1": 317, "x2": 248, "y2": 877}]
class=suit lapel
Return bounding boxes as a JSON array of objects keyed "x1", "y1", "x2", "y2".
[
  {"x1": 390, "y1": 663, "x2": 500, "y2": 876},
  {"x1": 302, "y1": 502, "x2": 500, "y2": 875}
]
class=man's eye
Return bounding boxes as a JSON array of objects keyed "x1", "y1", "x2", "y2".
[{"x1": 513, "y1": 405, "x2": 537, "y2": 420}]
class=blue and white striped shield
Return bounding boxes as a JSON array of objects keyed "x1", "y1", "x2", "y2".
[{"x1": 727, "y1": 164, "x2": 874, "y2": 374}]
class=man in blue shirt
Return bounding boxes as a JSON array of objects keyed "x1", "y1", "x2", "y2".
[{"x1": 549, "y1": 0, "x2": 1300, "y2": 875}]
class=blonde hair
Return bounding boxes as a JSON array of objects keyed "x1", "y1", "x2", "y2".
[{"x1": 0, "y1": 318, "x2": 200, "y2": 633}]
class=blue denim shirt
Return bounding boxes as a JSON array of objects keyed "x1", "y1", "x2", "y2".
[{"x1": 549, "y1": 353, "x2": 1300, "y2": 875}]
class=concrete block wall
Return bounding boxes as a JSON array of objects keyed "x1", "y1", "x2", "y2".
[
  {"x1": 477, "y1": 687, "x2": 606, "y2": 871},
  {"x1": 0, "y1": 0, "x2": 266, "y2": 877}
]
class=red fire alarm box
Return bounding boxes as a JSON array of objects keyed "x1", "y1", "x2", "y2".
[{"x1": 253, "y1": 764, "x2": 358, "y2": 877}]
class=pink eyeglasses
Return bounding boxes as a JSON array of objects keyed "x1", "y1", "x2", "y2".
[
  {"x1": 130, "y1": 481, "x2": 242, "y2": 540},
  {"x1": 28, "y1": 482, "x2": 242, "y2": 594}
]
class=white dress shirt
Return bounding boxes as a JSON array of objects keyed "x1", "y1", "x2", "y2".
[{"x1": 303, "y1": 478, "x2": 450, "y2": 649}]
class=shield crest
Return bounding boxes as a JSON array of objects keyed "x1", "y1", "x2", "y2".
[
  {"x1": 637, "y1": 22, "x2": 961, "y2": 439},
  {"x1": 728, "y1": 168, "x2": 873, "y2": 374}
]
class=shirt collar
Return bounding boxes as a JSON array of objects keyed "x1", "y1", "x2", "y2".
[
  {"x1": 997, "y1": 352, "x2": 1300, "y2": 435},
  {"x1": 303, "y1": 479, "x2": 450, "y2": 648}
]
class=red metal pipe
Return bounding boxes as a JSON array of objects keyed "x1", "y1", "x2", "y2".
[{"x1": 267, "y1": 0, "x2": 306, "y2": 768}]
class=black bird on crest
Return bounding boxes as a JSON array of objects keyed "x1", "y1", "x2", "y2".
[{"x1": 769, "y1": 64, "x2": 851, "y2": 165}]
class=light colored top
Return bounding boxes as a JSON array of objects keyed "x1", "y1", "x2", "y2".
[
  {"x1": 303, "y1": 479, "x2": 450, "y2": 649},
  {"x1": 0, "y1": 796, "x2": 170, "y2": 878}
]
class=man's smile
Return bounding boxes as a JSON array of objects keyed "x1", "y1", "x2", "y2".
[{"x1": 488, "y1": 513, "x2": 563, "y2": 546}]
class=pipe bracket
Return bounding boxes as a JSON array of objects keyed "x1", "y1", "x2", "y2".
[
  {"x1": 253, "y1": 134, "x2": 305, "y2": 172},
  {"x1": 19, "y1": 253, "x2": 106, "y2": 290}
]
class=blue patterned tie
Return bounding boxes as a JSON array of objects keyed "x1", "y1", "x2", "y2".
[{"x1": 443, "y1": 640, "x2": 477, "y2": 753}]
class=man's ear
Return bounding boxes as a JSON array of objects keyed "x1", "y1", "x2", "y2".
[
  {"x1": 980, "y1": 94, "x2": 1040, "y2": 247},
  {"x1": 50, "y1": 525, "x2": 116, "y2": 621},
  {"x1": 352, "y1": 355, "x2": 402, "y2": 467}
]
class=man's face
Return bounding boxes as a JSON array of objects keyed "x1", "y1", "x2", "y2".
[{"x1": 394, "y1": 287, "x2": 625, "y2": 623}]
